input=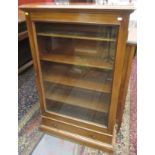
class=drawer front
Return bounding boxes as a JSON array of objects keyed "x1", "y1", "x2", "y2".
[{"x1": 41, "y1": 116, "x2": 113, "y2": 144}]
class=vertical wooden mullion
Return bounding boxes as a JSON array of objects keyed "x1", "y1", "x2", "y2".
[
  {"x1": 25, "y1": 13, "x2": 46, "y2": 114},
  {"x1": 107, "y1": 15, "x2": 129, "y2": 133}
]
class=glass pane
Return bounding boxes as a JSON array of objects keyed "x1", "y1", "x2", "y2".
[{"x1": 36, "y1": 22, "x2": 118, "y2": 127}]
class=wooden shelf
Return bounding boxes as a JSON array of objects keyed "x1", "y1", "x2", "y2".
[
  {"x1": 46, "y1": 90, "x2": 109, "y2": 113},
  {"x1": 18, "y1": 31, "x2": 28, "y2": 41},
  {"x1": 40, "y1": 53, "x2": 113, "y2": 70},
  {"x1": 18, "y1": 60, "x2": 33, "y2": 74},
  {"x1": 37, "y1": 32, "x2": 116, "y2": 42},
  {"x1": 43, "y1": 70, "x2": 111, "y2": 93}
]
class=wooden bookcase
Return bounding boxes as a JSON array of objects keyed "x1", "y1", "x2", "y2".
[{"x1": 20, "y1": 3, "x2": 135, "y2": 153}]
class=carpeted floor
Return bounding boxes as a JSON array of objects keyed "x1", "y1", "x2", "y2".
[
  {"x1": 18, "y1": 68, "x2": 43, "y2": 155},
  {"x1": 129, "y1": 57, "x2": 137, "y2": 155},
  {"x1": 18, "y1": 68, "x2": 39, "y2": 121},
  {"x1": 18, "y1": 57, "x2": 136, "y2": 155}
]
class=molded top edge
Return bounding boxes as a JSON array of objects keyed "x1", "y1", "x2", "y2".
[{"x1": 20, "y1": 2, "x2": 135, "y2": 12}]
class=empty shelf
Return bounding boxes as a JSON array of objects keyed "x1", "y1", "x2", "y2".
[
  {"x1": 46, "y1": 90, "x2": 109, "y2": 113},
  {"x1": 40, "y1": 53, "x2": 113, "y2": 70},
  {"x1": 37, "y1": 32, "x2": 116, "y2": 42},
  {"x1": 43, "y1": 70, "x2": 111, "y2": 93}
]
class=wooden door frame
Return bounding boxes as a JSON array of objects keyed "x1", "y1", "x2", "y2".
[{"x1": 107, "y1": 15, "x2": 130, "y2": 133}]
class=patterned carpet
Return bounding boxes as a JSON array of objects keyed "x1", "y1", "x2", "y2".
[
  {"x1": 18, "y1": 68, "x2": 39, "y2": 121},
  {"x1": 18, "y1": 57, "x2": 136, "y2": 155},
  {"x1": 18, "y1": 69, "x2": 43, "y2": 155},
  {"x1": 129, "y1": 57, "x2": 137, "y2": 155}
]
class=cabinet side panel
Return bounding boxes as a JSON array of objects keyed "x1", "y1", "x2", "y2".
[{"x1": 116, "y1": 44, "x2": 136, "y2": 130}]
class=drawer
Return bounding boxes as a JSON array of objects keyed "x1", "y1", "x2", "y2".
[{"x1": 41, "y1": 116, "x2": 113, "y2": 144}]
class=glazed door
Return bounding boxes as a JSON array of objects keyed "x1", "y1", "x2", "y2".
[{"x1": 35, "y1": 22, "x2": 119, "y2": 128}]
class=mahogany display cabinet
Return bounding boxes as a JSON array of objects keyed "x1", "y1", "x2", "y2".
[{"x1": 20, "y1": 3, "x2": 135, "y2": 153}]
